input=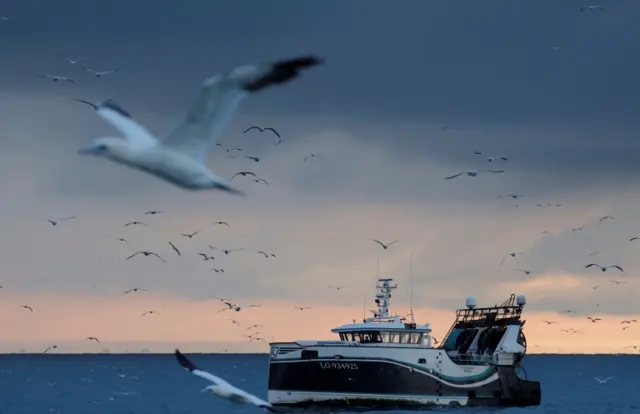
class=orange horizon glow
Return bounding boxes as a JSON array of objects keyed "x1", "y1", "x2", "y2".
[{"x1": 0, "y1": 291, "x2": 638, "y2": 354}]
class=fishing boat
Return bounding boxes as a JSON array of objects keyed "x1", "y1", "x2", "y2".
[{"x1": 267, "y1": 277, "x2": 541, "y2": 409}]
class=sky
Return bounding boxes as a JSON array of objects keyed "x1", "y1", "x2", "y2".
[{"x1": 1, "y1": 0, "x2": 640, "y2": 354}]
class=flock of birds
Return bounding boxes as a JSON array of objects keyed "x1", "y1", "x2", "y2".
[{"x1": 1, "y1": 3, "x2": 636, "y2": 412}]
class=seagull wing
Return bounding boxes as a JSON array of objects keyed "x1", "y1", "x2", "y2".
[
  {"x1": 445, "y1": 172, "x2": 464, "y2": 179},
  {"x1": 243, "y1": 126, "x2": 261, "y2": 133},
  {"x1": 585, "y1": 264, "x2": 598, "y2": 269},
  {"x1": 263, "y1": 128, "x2": 280, "y2": 138},
  {"x1": 609, "y1": 265, "x2": 624, "y2": 272},
  {"x1": 162, "y1": 56, "x2": 322, "y2": 163},
  {"x1": 95, "y1": 101, "x2": 158, "y2": 149}
]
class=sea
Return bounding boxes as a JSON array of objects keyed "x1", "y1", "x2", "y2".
[{"x1": 0, "y1": 354, "x2": 638, "y2": 414}]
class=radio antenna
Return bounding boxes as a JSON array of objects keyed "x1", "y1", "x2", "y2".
[{"x1": 409, "y1": 252, "x2": 415, "y2": 323}]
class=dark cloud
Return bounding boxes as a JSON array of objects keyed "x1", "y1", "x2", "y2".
[{"x1": 0, "y1": 0, "x2": 639, "y2": 328}]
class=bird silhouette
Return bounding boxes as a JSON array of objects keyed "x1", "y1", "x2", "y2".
[
  {"x1": 126, "y1": 251, "x2": 166, "y2": 263},
  {"x1": 372, "y1": 239, "x2": 398, "y2": 250}
]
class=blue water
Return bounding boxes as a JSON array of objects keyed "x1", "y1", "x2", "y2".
[{"x1": 0, "y1": 354, "x2": 638, "y2": 414}]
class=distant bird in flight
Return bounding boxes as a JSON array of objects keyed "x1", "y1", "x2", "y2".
[
  {"x1": 571, "y1": 225, "x2": 585, "y2": 232},
  {"x1": 124, "y1": 221, "x2": 146, "y2": 227},
  {"x1": 181, "y1": 231, "x2": 199, "y2": 239},
  {"x1": 587, "y1": 317, "x2": 602, "y2": 323},
  {"x1": 116, "y1": 238, "x2": 128, "y2": 242},
  {"x1": 251, "y1": 178, "x2": 269, "y2": 185},
  {"x1": 243, "y1": 126, "x2": 280, "y2": 138},
  {"x1": 294, "y1": 306, "x2": 312, "y2": 311},
  {"x1": 593, "y1": 377, "x2": 612, "y2": 384},
  {"x1": 85, "y1": 337, "x2": 100, "y2": 343},
  {"x1": 499, "y1": 194, "x2": 528, "y2": 199},
  {"x1": 22, "y1": 305, "x2": 34, "y2": 312},
  {"x1": 257, "y1": 251, "x2": 276, "y2": 258},
  {"x1": 64, "y1": 56, "x2": 82, "y2": 65},
  {"x1": 76, "y1": 56, "x2": 323, "y2": 193},
  {"x1": 328, "y1": 285, "x2": 347, "y2": 291},
  {"x1": 473, "y1": 151, "x2": 508, "y2": 162},
  {"x1": 74, "y1": 95, "x2": 125, "y2": 111},
  {"x1": 141, "y1": 311, "x2": 158, "y2": 316},
  {"x1": 512, "y1": 269, "x2": 532, "y2": 275},
  {"x1": 39, "y1": 75, "x2": 75, "y2": 83},
  {"x1": 124, "y1": 288, "x2": 148, "y2": 294},
  {"x1": 127, "y1": 251, "x2": 166, "y2": 263},
  {"x1": 33, "y1": 216, "x2": 76, "y2": 226},
  {"x1": 210, "y1": 247, "x2": 244, "y2": 255},
  {"x1": 250, "y1": 337, "x2": 267, "y2": 344},
  {"x1": 501, "y1": 252, "x2": 525, "y2": 265},
  {"x1": 198, "y1": 253, "x2": 216, "y2": 261},
  {"x1": 599, "y1": 215, "x2": 614, "y2": 222},
  {"x1": 585, "y1": 264, "x2": 623, "y2": 272},
  {"x1": 304, "y1": 153, "x2": 318, "y2": 162},
  {"x1": 244, "y1": 156, "x2": 260, "y2": 163},
  {"x1": 44, "y1": 345, "x2": 58, "y2": 353},
  {"x1": 174, "y1": 349, "x2": 275, "y2": 411},
  {"x1": 621, "y1": 320, "x2": 637, "y2": 324},
  {"x1": 144, "y1": 210, "x2": 163, "y2": 215},
  {"x1": 80, "y1": 67, "x2": 120, "y2": 78},
  {"x1": 581, "y1": 5, "x2": 604, "y2": 12},
  {"x1": 246, "y1": 324, "x2": 264, "y2": 330},
  {"x1": 445, "y1": 170, "x2": 505, "y2": 179},
  {"x1": 631, "y1": 237, "x2": 640, "y2": 242},
  {"x1": 610, "y1": 280, "x2": 627, "y2": 285},
  {"x1": 213, "y1": 221, "x2": 230, "y2": 227},
  {"x1": 542, "y1": 321, "x2": 557, "y2": 325},
  {"x1": 212, "y1": 268, "x2": 225, "y2": 273},
  {"x1": 168, "y1": 242, "x2": 181, "y2": 256},
  {"x1": 229, "y1": 172, "x2": 259, "y2": 181},
  {"x1": 372, "y1": 239, "x2": 398, "y2": 250},
  {"x1": 229, "y1": 319, "x2": 241, "y2": 326},
  {"x1": 220, "y1": 302, "x2": 260, "y2": 312}
]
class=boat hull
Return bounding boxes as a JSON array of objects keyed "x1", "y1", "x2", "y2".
[{"x1": 267, "y1": 358, "x2": 541, "y2": 409}]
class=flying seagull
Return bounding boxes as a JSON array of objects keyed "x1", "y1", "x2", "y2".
[
  {"x1": 74, "y1": 95, "x2": 125, "y2": 111},
  {"x1": 181, "y1": 231, "x2": 199, "y2": 239},
  {"x1": 372, "y1": 239, "x2": 398, "y2": 250},
  {"x1": 581, "y1": 5, "x2": 604, "y2": 12},
  {"x1": 126, "y1": 251, "x2": 166, "y2": 263},
  {"x1": 243, "y1": 126, "x2": 280, "y2": 138},
  {"x1": 33, "y1": 216, "x2": 76, "y2": 226},
  {"x1": 294, "y1": 306, "x2": 312, "y2": 311},
  {"x1": 124, "y1": 288, "x2": 148, "y2": 294},
  {"x1": 219, "y1": 302, "x2": 260, "y2": 312},
  {"x1": 473, "y1": 151, "x2": 508, "y2": 162},
  {"x1": 543, "y1": 321, "x2": 557, "y2": 325},
  {"x1": 210, "y1": 247, "x2": 244, "y2": 255},
  {"x1": 64, "y1": 56, "x2": 82, "y2": 65},
  {"x1": 213, "y1": 221, "x2": 230, "y2": 227},
  {"x1": 244, "y1": 156, "x2": 260, "y2": 163},
  {"x1": 44, "y1": 345, "x2": 58, "y2": 353},
  {"x1": 501, "y1": 252, "x2": 525, "y2": 265},
  {"x1": 587, "y1": 317, "x2": 602, "y2": 323},
  {"x1": 198, "y1": 253, "x2": 216, "y2": 261},
  {"x1": 85, "y1": 337, "x2": 100, "y2": 343},
  {"x1": 77, "y1": 56, "x2": 323, "y2": 193},
  {"x1": 22, "y1": 305, "x2": 34, "y2": 312},
  {"x1": 304, "y1": 153, "x2": 318, "y2": 161},
  {"x1": 610, "y1": 280, "x2": 627, "y2": 285},
  {"x1": 144, "y1": 210, "x2": 163, "y2": 215},
  {"x1": 251, "y1": 178, "x2": 269, "y2": 185},
  {"x1": 512, "y1": 269, "x2": 532, "y2": 275},
  {"x1": 80, "y1": 67, "x2": 120, "y2": 78},
  {"x1": 585, "y1": 264, "x2": 623, "y2": 272},
  {"x1": 631, "y1": 237, "x2": 640, "y2": 242},
  {"x1": 599, "y1": 215, "x2": 615, "y2": 222},
  {"x1": 174, "y1": 349, "x2": 276, "y2": 412},
  {"x1": 257, "y1": 251, "x2": 276, "y2": 258},
  {"x1": 116, "y1": 237, "x2": 128, "y2": 242},
  {"x1": 39, "y1": 75, "x2": 75, "y2": 83},
  {"x1": 445, "y1": 170, "x2": 505, "y2": 179},
  {"x1": 124, "y1": 221, "x2": 146, "y2": 227},
  {"x1": 328, "y1": 285, "x2": 347, "y2": 291},
  {"x1": 593, "y1": 377, "x2": 612, "y2": 384},
  {"x1": 229, "y1": 172, "x2": 259, "y2": 181},
  {"x1": 168, "y1": 242, "x2": 181, "y2": 256},
  {"x1": 141, "y1": 311, "x2": 158, "y2": 316}
]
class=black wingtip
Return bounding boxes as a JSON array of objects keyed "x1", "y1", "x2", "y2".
[
  {"x1": 174, "y1": 349, "x2": 197, "y2": 372},
  {"x1": 244, "y1": 55, "x2": 324, "y2": 92},
  {"x1": 100, "y1": 100, "x2": 132, "y2": 118}
]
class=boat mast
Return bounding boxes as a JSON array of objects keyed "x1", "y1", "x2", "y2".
[{"x1": 409, "y1": 253, "x2": 415, "y2": 324}]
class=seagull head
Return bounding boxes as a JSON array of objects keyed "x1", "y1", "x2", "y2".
[{"x1": 78, "y1": 137, "x2": 128, "y2": 158}]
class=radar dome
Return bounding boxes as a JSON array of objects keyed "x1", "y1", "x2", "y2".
[
  {"x1": 465, "y1": 296, "x2": 477, "y2": 309},
  {"x1": 516, "y1": 295, "x2": 527, "y2": 306}
]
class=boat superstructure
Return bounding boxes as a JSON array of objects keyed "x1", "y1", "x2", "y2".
[{"x1": 267, "y1": 277, "x2": 541, "y2": 409}]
